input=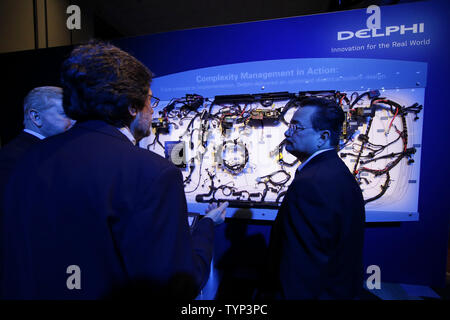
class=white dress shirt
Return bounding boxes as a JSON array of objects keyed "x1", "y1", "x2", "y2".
[
  {"x1": 117, "y1": 127, "x2": 137, "y2": 145},
  {"x1": 23, "y1": 129, "x2": 45, "y2": 140}
]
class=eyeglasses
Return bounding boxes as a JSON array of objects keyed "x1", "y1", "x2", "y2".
[
  {"x1": 287, "y1": 123, "x2": 312, "y2": 133},
  {"x1": 149, "y1": 95, "x2": 160, "y2": 108}
]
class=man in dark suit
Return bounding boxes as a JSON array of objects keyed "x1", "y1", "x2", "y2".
[
  {"x1": 0, "y1": 86, "x2": 74, "y2": 192},
  {"x1": 267, "y1": 97, "x2": 365, "y2": 299},
  {"x1": 0, "y1": 42, "x2": 227, "y2": 299}
]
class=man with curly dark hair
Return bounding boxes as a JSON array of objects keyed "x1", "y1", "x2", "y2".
[
  {"x1": 60, "y1": 42, "x2": 154, "y2": 141},
  {"x1": 0, "y1": 41, "x2": 227, "y2": 299}
]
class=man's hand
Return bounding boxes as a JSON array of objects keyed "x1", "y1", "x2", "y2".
[{"x1": 204, "y1": 201, "x2": 228, "y2": 226}]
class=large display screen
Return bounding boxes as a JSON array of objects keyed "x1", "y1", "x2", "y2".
[{"x1": 140, "y1": 57, "x2": 425, "y2": 221}]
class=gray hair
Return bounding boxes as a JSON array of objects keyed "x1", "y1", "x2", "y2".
[{"x1": 23, "y1": 86, "x2": 63, "y2": 121}]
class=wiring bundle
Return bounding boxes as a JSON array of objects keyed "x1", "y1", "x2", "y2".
[{"x1": 145, "y1": 90, "x2": 423, "y2": 207}]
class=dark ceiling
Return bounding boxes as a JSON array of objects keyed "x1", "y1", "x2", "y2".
[{"x1": 84, "y1": 0, "x2": 424, "y2": 40}]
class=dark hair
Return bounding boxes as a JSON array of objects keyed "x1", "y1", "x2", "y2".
[
  {"x1": 61, "y1": 41, "x2": 152, "y2": 127},
  {"x1": 300, "y1": 97, "x2": 345, "y2": 147}
]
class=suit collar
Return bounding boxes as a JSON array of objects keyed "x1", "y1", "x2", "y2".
[
  {"x1": 75, "y1": 120, "x2": 134, "y2": 145},
  {"x1": 20, "y1": 130, "x2": 42, "y2": 142},
  {"x1": 295, "y1": 149, "x2": 337, "y2": 178},
  {"x1": 297, "y1": 148, "x2": 335, "y2": 173},
  {"x1": 117, "y1": 127, "x2": 137, "y2": 145},
  {"x1": 23, "y1": 129, "x2": 45, "y2": 140}
]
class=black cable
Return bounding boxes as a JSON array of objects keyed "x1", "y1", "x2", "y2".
[
  {"x1": 363, "y1": 172, "x2": 391, "y2": 204},
  {"x1": 277, "y1": 140, "x2": 299, "y2": 167},
  {"x1": 279, "y1": 98, "x2": 299, "y2": 125},
  {"x1": 221, "y1": 140, "x2": 249, "y2": 175},
  {"x1": 276, "y1": 191, "x2": 287, "y2": 203},
  {"x1": 259, "y1": 169, "x2": 291, "y2": 187},
  {"x1": 360, "y1": 147, "x2": 416, "y2": 165},
  {"x1": 352, "y1": 117, "x2": 374, "y2": 175},
  {"x1": 187, "y1": 160, "x2": 206, "y2": 194}
]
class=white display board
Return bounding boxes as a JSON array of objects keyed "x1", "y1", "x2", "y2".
[{"x1": 140, "y1": 89, "x2": 423, "y2": 222}]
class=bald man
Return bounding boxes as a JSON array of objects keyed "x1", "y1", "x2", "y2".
[{"x1": 0, "y1": 86, "x2": 75, "y2": 192}]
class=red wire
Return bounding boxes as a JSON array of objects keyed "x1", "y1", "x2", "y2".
[
  {"x1": 239, "y1": 105, "x2": 247, "y2": 117},
  {"x1": 388, "y1": 107, "x2": 399, "y2": 132}
]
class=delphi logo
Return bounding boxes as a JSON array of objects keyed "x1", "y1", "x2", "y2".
[{"x1": 337, "y1": 5, "x2": 424, "y2": 41}]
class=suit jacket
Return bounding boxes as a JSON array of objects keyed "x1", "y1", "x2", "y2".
[
  {"x1": 0, "y1": 131, "x2": 41, "y2": 194},
  {"x1": 0, "y1": 120, "x2": 214, "y2": 299},
  {"x1": 268, "y1": 150, "x2": 365, "y2": 299}
]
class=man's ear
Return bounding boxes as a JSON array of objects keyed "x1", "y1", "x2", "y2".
[
  {"x1": 128, "y1": 106, "x2": 138, "y2": 117},
  {"x1": 29, "y1": 109, "x2": 42, "y2": 127},
  {"x1": 318, "y1": 130, "x2": 331, "y2": 147}
]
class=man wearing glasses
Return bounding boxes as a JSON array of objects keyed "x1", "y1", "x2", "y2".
[
  {"x1": 0, "y1": 42, "x2": 227, "y2": 299},
  {"x1": 121, "y1": 93, "x2": 159, "y2": 144},
  {"x1": 265, "y1": 97, "x2": 365, "y2": 299}
]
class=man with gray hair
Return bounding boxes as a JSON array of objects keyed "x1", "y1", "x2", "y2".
[
  {"x1": 0, "y1": 86, "x2": 75, "y2": 192},
  {"x1": 22, "y1": 86, "x2": 75, "y2": 139}
]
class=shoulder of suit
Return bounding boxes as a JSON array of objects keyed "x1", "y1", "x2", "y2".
[
  {"x1": 110, "y1": 140, "x2": 180, "y2": 179},
  {"x1": 133, "y1": 145, "x2": 175, "y2": 169},
  {"x1": 0, "y1": 132, "x2": 39, "y2": 156},
  {"x1": 296, "y1": 152, "x2": 352, "y2": 185}
]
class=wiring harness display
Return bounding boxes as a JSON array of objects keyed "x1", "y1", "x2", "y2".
[{"x1": 142, "y1": 89, "x2": 424, "y2": 216}]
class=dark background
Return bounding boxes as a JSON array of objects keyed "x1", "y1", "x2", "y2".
[{"x1": 0, "y1": 0, "x2": 424, "y2": 145}]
